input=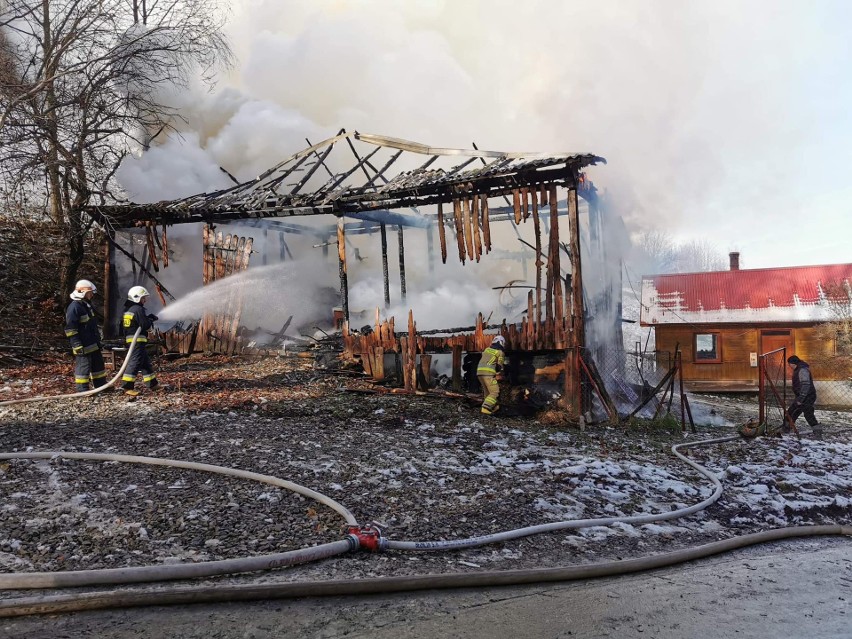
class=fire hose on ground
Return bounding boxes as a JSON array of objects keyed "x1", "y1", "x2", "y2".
[
  {"x1": 0, "y1": 435, "x2": 849, "y2": 618},
  {"x1": 0, "y1": 328, "x2": 143, "y2": 407}
]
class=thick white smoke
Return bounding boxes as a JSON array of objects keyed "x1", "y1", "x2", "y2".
[{"x1": 115, "y1": 0, "x2": 851, "y2": 334}]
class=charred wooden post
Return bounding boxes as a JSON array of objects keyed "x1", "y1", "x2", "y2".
[
  {"x1": 437, "y1": 202, "x2": 448, "y2": 264},
  {"x1": 407, "y1": 310, "x2": 418, "y2": 391},
  {"x1": 212, "y1": 233, "x2": 232, "y2": 349},
  {"x1": 161, "y1": 224, "x2": 169, "y2": 268},
  {"x1": 550, "y1": 186, "x2": 565, "y2": 346},
  {"x1": 462, "y1": 195, "x2": 475, "y2": 261},
  {"x1": 452, "y1": 344, "x2": 463, "y2": 391},
  {"x1": 453, "y1": 198, "x2": 466, "y2": 263},
  {"x1": 228, "y1": 237, "x2": 253, "y2": 354},
  {"x1": 545, "y1": 185, "x2": 559, "y2": 327},
  {"x1": 380, "y1": 223, "x2": 390, "y2": 308},
  {"x1": 513, "y1": 189, "x2": 522, "y2": 224},
  {"x1": 373, "y1": 346, "x2": 385, "y2": 381},
  {"x1": 145, "y1": 223, "x2": 160, "y2": 272},
  {"x1": 526, "y1": 291, "x2": 534, "y2": 349},
  {"x1": 565, "y1": 182, "x2": 584, "y2": 419},
  {"x1": 419, "y1": 354, "x2": 433, "y2": 390},
  {"x1": 338, "y1": 218, "x2": 349, "y2": 323},
  {"x1": 481, "y1": 196, "x2": 491, "y2": 253},
  {"x1": 222, "y1": 236, "x2": 244, "y2": 354},
  {"x1": 472, "y1": 195, "x2": 482, "y2": 262},
  {"x1": 532, "y1": 193, "x2": 543, "y2": 348},
  {"x1": 102, "y1": 231, "x2": 116, "y2": 337},
  {"x1": 521, "y1": 187, "x2": 529, "y2": 221},
  {"x1": 400, "y1": 337, "x2": 410, "y2": 389},
  {"x1": 398, "y1": 225, "x2": 407, "y2": 301}
]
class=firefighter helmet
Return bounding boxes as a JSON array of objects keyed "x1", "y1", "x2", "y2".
[
  {"x1": 492, "y1": 335, "x2": 506, "y2": 348},
  {"x1": 70, "y1": 279, "x2": 97, "y2": 300},
  {"x1": 75, "y1": 279, "x2": 97, "y2": 294},
  {"x1": 128, "y1": 286, "x2": 150, "y2": 303}
]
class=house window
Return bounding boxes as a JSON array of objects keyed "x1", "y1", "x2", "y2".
[{"x1": 694, "y1": 333, "x2": 721, "y2": 363}]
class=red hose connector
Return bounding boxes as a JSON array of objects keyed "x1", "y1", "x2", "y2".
[{"x1": 346, "y1": 523, "x2": 386, "y2": 552}]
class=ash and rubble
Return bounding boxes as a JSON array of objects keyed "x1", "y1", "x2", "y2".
[{"x1": 1, "y1": 352, "x2": 851, "y2": 601}]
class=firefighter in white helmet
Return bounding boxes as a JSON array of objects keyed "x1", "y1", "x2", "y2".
[
  {"x1": 64, "y1": 279, "x2": 107, "y2": 391},
  {"x1": 477, "y1": 335, "x2": 507, "y2": 415},
  {"x1": 120, "y1": 286, "x2": 159, "y2": 392}
]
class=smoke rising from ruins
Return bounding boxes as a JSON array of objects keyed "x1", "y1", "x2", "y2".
[{"x1": 114, "y1": 0, "x2": 850, "y2": 331}]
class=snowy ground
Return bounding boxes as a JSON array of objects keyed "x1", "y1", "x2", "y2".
[{"x1": 0, "y1": 353, "x2": 851, "y2": 602}]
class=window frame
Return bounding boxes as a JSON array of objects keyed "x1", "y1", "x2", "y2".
[{"x1": 693, "y1": 332, "x2": 722, "y2": 364}]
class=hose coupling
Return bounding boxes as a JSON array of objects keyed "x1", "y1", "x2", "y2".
[{"x1": 346, "y1": 523, "x2": 386, "y2": 552}]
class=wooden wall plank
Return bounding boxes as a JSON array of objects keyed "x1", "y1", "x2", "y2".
[
  {"x1": 462, "y1": 196, "x2": 475, "y2": 261},
  {"x1": 481, "y1": 197, "x2": 491, "y2": 253},
  {"x1": 453, "y1": 198, "x2": 466, "y2": 263},
  {"x1": 437, "y1": 202, "x2": 447, "y2": 264},
  {"x1": 472, "y1": 195, "x2": 482, "y2": 262}
]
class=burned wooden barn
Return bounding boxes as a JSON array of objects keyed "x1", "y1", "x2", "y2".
[{"x1": 86, "y1": 131, "x2": 624, "y2": 421}]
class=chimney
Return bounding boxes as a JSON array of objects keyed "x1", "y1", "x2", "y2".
[{"x1": 729, "y1": 252, "x2": 740, "y2": 271}]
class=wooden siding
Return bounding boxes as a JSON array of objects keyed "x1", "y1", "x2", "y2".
[{"x1": 654, "y1": 324, "x2": 850, "y2": 391}]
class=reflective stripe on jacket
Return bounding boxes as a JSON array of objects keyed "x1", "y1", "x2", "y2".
[
  {"x1": 477, "y1": 346, "x2": 505, "y2": 376},
  {"x1": 122, "y1": 301, "x2": 153, "y2": 344},
  {"x1": 65, "y1": 300, "x2": 100, "y2": 352}
]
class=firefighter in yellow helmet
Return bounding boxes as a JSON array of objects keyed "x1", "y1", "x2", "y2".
[
  {"x1": 64, "y1": 279, "x2": 107, "y2": 391},
  {"x1": 477, "y1": 335, "x2": 506, "y2": 415},
  {"x1": 121, "y1": 286, "x2": 159, "y2": 392}
]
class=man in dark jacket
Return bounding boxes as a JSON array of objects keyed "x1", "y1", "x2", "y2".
[
  {"x1": 121, "y1": 285, "x2": 159, "y2": 392},
  {"x1": 65, "y1": 279, "x2": 107, "y2": 392},
  {"x1": 787, "y1": 355, "x2": 821, "y2": 437}
]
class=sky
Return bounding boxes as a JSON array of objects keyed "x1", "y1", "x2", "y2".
[{"x1": 118, "y1": 0, "x2": 852, "y2": 271}]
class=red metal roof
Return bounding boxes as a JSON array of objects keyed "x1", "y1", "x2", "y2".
[{"x1": 641, "y1": 263, "x2": 852, "y2": 325}]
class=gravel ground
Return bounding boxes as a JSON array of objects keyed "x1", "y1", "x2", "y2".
[{"x1": 1, "y1": 352, "x2": 851, "y2": 602}]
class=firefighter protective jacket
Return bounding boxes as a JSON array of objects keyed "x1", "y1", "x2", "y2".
[
  {"x1": 122, "y1": 300, "x2": 154, "y2": 344},
  {"x1": 65, "y1": 300, "x2": 101, "y2": 355},
  {"x1": 477, "y1": 346, "x2": 505, "y2": 376}
]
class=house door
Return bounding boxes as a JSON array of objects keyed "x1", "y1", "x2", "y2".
[{"x1": 760, "y1": 330, "x2": 794, "y2": 378}]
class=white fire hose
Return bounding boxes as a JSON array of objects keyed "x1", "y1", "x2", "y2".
[
  {"x1": 0, "y1": 435, "x2": 746, "y2": 590},
  {"x1": 0, "y1": 328, "x2": 142, "y2": 407},
  {"x1": 1, "y1": 410, "x2": 849, "y2": 616}
]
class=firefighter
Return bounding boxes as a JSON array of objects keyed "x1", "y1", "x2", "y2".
[
  {"x1": 786, "y1": 355, "x2": 822, "y2": 437},
  {"x1": 121, "y1": 286, "x2": 159, "y2": 392},
  {"x1": 477, "y1": 335, "x2": 507, "y2": 415},
  {"x1": 65, "y1": 279, "x2": 107, "y2": 392}
]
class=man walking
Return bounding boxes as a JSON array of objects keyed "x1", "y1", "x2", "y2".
[{"x1": 787, "y1": 355, "x2": 822, "y2": 438}]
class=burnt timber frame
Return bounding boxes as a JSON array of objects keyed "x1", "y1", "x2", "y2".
[{"x1": 86, "y1": 131, "x2": 606, "y2": 420}]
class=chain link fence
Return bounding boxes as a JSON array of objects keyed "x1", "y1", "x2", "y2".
[
  {"x1": 583, "y1": 343, "x2": 686, "y2": 425},
  {"x1": 583, "y1": 337, "x2": 852, "y2": 428},
  {"x1": 808, "y1": 354, "x2": 852, "y2": 408},
  {"x1": 758, "y1": 348, "x2": 788, "y2": 435}
]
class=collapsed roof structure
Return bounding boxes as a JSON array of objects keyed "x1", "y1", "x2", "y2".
[{"x1": 85, "y1": 130, "x2": 615, "y2": 420}]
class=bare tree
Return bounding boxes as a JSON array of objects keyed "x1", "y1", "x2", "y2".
[
  {"x1": 635, "y1": 229, "x2": 678, "y2": 274},
  {"x1": 0, "y1": 0, "x2": 232, "y2": 304},
  {"x1": 673, "y1": 239, "x2": 727, "y2": 273},
  {"x1": 817, "y1": 280, "x2": 852, "y2": 356},
  {"x1": 633, "y1": 230, "x2": 726, "y2": 275}
]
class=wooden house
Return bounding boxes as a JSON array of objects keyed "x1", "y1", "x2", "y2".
[{"x1": 640, "y1": 254, "x2": 852, "y2": 404}]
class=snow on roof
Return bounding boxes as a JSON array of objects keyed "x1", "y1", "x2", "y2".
[{"x1": 640, "y1": 263, "x2": 852, "y2": 325}]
